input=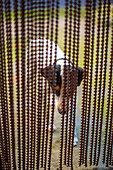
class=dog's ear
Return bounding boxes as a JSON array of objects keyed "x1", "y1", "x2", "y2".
[
  {"x1": 77, "y1": 66, "x2": 83, "y2": 86},
  {"x1": 40, "y1": 64, "x2": 61, "y2": 81},
  {"x1": 40, "y1": 65, "x2": 53, "y2": 80}
]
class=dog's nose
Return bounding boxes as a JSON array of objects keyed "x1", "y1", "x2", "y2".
[
  {"x1": 58, "y1": 108, "x2": 66, "y2": 114},
  {"x1": 58, "y1": 108, "x2": 62, "y2": 114}
]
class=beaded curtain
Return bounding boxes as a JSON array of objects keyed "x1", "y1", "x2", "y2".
[{"x1": 0, "y1": 0, "x2": 113, "y2": 169}]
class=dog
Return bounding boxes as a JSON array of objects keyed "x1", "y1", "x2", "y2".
[{"x1": 27, "y1": 38, "x2": 83, "y2": 146}]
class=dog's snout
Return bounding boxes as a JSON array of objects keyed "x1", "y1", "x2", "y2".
[
  {"x1": 58, "y1": 107, "x2": 66, "y2": 114},
  {"x1": 58, "y1": 108, "x2": 62, "y2": 114}
]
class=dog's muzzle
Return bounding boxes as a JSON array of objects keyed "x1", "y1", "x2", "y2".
[{"x1": 58, "y1": 107, "x2": 66, "y2": 115}]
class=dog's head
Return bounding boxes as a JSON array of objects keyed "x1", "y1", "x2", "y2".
[{"x1": 41, "y1": 64, "x2": 83, "y2": 114}]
